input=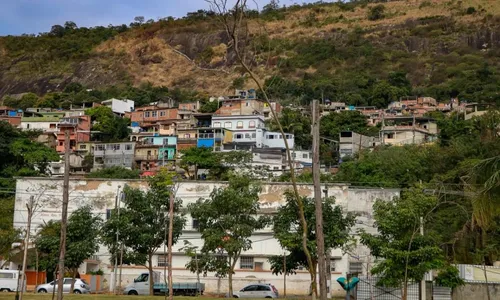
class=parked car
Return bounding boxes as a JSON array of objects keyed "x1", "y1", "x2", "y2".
[
  {"x1": 124, "y1": 272, "x2": 204, "y2": 296},
  {"x1": 231, "y1": 283, "x2": 279, "y2": 298},
  {"x1": 0, "y1": 270, "x2": 24, "y2": 292},
  {"x1": 36, "y1": 278, "x2": 91, "y2": 294}
]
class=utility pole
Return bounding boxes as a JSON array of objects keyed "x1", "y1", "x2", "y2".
[
  {"x1": 412, "y1": 114, "x2": 416, "y2": 144},
  {"x1": 113, "y1": 185, "x2": 121, "y2": 294},
  {"x1": 420, "y1": 217, "x2": 426, "y2": 300},
  {"x1": 312, "y1": 99, "x2": 327, "y2": 300},
  {"x1": 57, "y1": 129, "x2": 71, "y2": 300},
  {"x1": 119, "y1": 189, "x2": 124, "y2": 296},
  {"x1": 167, "y1": 185, "x2": 175, "y2": 300},
  {"x1": 19, "y1": 196, "x2": 35, "y2": 300}
]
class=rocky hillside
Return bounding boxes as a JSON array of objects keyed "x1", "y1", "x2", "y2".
[{"x1": 1, "y1": 0, "x2": 500, "y2": 107}]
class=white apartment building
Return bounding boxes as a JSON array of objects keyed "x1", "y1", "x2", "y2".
[
  {"x1": 101, "y1": 98, "x2": 135, "y2": 115},
  {"x1": 20, "y1": 117, "x2": 60, "y2": 132},
  {"x1": 12, "y1": 178, "x2": 399, "y2": 296}
]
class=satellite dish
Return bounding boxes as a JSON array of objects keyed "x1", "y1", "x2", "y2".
[{"x1": 209, "y1": 97, "x2": 216, "y2": 102}]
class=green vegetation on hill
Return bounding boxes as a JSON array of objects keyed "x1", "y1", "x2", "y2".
[{"x1": 0, "y1": 0, "x2": 499, "y2": 106}]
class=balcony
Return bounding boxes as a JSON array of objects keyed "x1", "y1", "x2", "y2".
[{"x1": 134, "y1": 155, "x2": 159, "y2": 161}]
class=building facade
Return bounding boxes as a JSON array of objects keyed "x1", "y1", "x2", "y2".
[
  {"x1": 56, "y1": 116, "x2": 91, "y2": 153},
  {"x1": 339, "y1": 131, "x2": 379, "y2": 158},
  {"x1": 101, "y1": 98, "x2": 135, "y2": 115},
  {"x1": 13, "y1": 178, "x2": 400, "y2": 296},
  {"x1": 93, "y1": 142, "x2": 136, "y2": 170}
]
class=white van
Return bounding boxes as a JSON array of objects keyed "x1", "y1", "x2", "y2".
[{"x1": 0, "y1": 270, "x2": 23, "y2": 292}]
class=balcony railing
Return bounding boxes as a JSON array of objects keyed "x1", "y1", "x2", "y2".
[{"x1": 134, "y1": 155, "x2": 159, "y2": 161}]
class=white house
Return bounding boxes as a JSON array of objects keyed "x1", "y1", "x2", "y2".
[
  {"x1": 12, "y1": 178, "x2": 399, "y2": 296},
  {"x1": 101, "y1": 98, "x2": 135, "y2": 115},
  {"x1": 20, "y1": 116, "x2": 61, "y2": 132}
]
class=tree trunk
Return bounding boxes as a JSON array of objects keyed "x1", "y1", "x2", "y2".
[
  {"x1": 69, "y1": 268, "x2": 77, "y2": 294},
  {"x1": 148, "y1": 254, "x2": 154, "y2": 296},
  {"x1": 311, "y1": 259, "x2": 318, "y2": 298},
  {"x1": 228, "y1": 269, "x2": 233, "y2": 298},
  {"x1": 402, "y1": 279, "x2": 408, "y2": 300}
]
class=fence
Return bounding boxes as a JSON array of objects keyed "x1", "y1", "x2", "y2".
[{"x1": 356, "y1": 276, "x2": 419, "y2": 300}]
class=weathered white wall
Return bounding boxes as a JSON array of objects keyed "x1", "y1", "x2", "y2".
[{"x1": 14, "y1": 178, "x2": 399, "y2": 295}]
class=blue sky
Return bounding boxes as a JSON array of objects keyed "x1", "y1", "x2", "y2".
[{"x1": 0, "y1": 0, "x2": 314, "y2": 36}]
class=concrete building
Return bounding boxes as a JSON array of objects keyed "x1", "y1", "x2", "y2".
[
  {"x1": 12, "y1": 177, "x2": 400, "y2": 296},
  {"x1": 56, "y1": 115, "x2": 91, "y2": 153},
  {"x1": 101, "y1": 98, "x2": 135, "y2": 115},
  {"x1": 380, "y1": 116, "x2": 438, "y2": 146},
  {"x1": 0, "y1": 106, "x2": 22, "y2": 127},
  {"x1": 93, "y1": 142, "x2": 136, "y2": 170},
  {"x1": 20, "y1": 116, "x2": 60, "y2": 132},
  {"x1": 339, "y1": 131, "x2": 379, "y2": 158}
]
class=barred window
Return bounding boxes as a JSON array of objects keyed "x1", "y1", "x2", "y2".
[
  {"x1": 349, "y1": 262, "x2": 363, "y2": 274},
  {"x1": 330, "y1": 260, "x2": 336, "y2": 272},
  {"x1": 158, "y1": 255, "x2": 169, "y2": 267},
  {"x1": 240, "y1": 256, "x2": 254, "y2": 269}
]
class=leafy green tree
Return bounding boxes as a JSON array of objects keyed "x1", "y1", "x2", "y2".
[
  {"x1": 199, "y1": 100, "x2": 219, "y2": 113},
  {"x1": 35, "y1": 206, "x2": 101, "y2": 285},
  {"x1": 187, "y1": 176, "x2": 270, "y2": 297},
  {"x1": 179, "y1": 147, "x2": 219, "y2": 179},
  {"x1": 0, "y1": 197, "x2": 19, "y2": 268},
  {"x1": 66, "y1": 206, "x2": 102, "y2": 292},
  {"x1": 85, "y1": 106, "x2": 130, "y2": 142},
  {"x1": 10, "y1": 138, "x2": 59, "y2": 174},
  {"x1": 269, "y1": 192, "x2": 356, "y2": 293},
  {"x1": 86, "y1": 166, "x2": 140, "y2": 179},
  {"x1": 360, "y1": 189, "x2": 446, "y2": 300},
  {"x1": 368, "y1": 4, "x2": 386, "y2": 21},
  {"x1": 101, "y1": 171, "x2": 185, "y2": 295},
  {"x1": 269, "y1": 108, "x2": 312, "y2": 150}
]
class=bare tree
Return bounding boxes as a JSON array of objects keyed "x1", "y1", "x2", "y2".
[{"x1": 204, "y1": 0, "x2": 317, "y2": 296}]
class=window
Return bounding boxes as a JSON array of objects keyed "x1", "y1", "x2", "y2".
[
  {"x1": 152, "y1": 111, "x2": 158, "y2": 117},
  {"x1": 330, "y1": 260, "x2": 336, "y2": 272},
  {"x1": 136, "y1": 273, "x2": 149, "y2": 283},
  {"x1": 249, "y1": 121, "x2": 256, "y2": 128},
  {"x1": 79, "y1": 145, "x2": 86, "y2": 150},
  {"x1": 387, "y1": 133, "x2": 395, "y2": 139},
  {"x1": 113, "y1": 144, "x2": 120, "y2": 150},
  {"x1": 0, "y1": 273, "x2": 14, "y2": 279},
  {"x1": 106, "y1": 209, "x2": 112, "y2": 220},
  {"x1": 192, "y1": 219, "x2": 199, "y2": 230},
  {"x1": 251, "y1": 133, "x2": 256, "y2": 138},
  {"x1": 267, "y1": 135, "x2": 275, "y2": 139},
  {"x1": 292, "y1": 153, "x2": 296, "y2": 158},
  {"x1": 64, "y1": 279, "x2": 74, "y2": 285},
  {"x1": 59, "y1": 142, "x2": 63, "y2": 146},
  {"x1": 349, "y1": 262, "x2": 363, "y2": 274},
  {"x1": 213, "y1": 122, "x2": 221, "y2": 128},
  {"x1": 243, "y1": 285, "x2": 258, "y2": 292},
  {"x1": 145, "y1": 112, "x2": 150, "y2": 117},
  {"x1": 158, "y1": 255, "x2": 169, "y2": 267},
  {"x1": 237, "y1": 121, "x2": 243, "y2": 129},
  {"x1": 224, "y1": 122, "x2": 232, "y2": 128},
  {"x1": 97, "y1": 145, "x2": 105, "y2": 151},
  {"x1": 286, "y1": 134, "x2": 292, "y2": 139},
  {"x1": 160, "y1": 111, "x2": 165, "y2": 117},
  {"x1": 240, "y1": 256, "x2": 254, "y2": 269},
  {"x1": 273, "y1": 166, "x2": 280, "y2": 170},
  {"x1": 184, "y1": 133, "x2": 191, "y2": 138},
  {"x1": 245, "y1": 101, "x2": 250, "y2": 107},
  {"x1": 125, "y1": 144, "x2": 132, "y2": 150},
  {"x1": 279, "y1": 134, "x2": 283, "y2": 139},
  {"x1": 26, "y1": 124, "x2": 30, "y2": 129},
  {"x1": 245, "y1": 133, "x2": 251, "y2": 139},
  {"x1": 257, "y1": 286, "x2": 271, "y2": 291},
  {"x1": 302, "y1": 153, "x2": 308, "y2": 159},
  {"x1": 235, "y1": 134, "x2": 243, "y2": 139}
]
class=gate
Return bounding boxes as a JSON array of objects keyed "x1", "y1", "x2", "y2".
[
  {"x1": 356, "y1": 276, "x2": 420, "y2": 300},
  {"x1": 432, "y1": 285, "x2": 451, "y2": 300}
]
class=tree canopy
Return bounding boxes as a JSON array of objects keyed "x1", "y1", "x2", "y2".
[
  {"x1": 187, "y1": 176, "x2": 270, "y2": 297},
  {"x1": 85, "y1": 106, "x2": 131, "y2": 142}
]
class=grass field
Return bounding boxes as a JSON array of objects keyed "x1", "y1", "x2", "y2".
[{"x1": 0, "y1": 294, "x2": 345, "y2": 300}]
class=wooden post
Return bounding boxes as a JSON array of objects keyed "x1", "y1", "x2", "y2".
[
  {"x1": 57, "y1": 129, "x2": 71, "y2": 300},
  {"x1": 19, "y1": 196, "x2": 34, "y2": 300},
  {"x1": 312, "y1": 100, "x2": 327, "y2": 300}
]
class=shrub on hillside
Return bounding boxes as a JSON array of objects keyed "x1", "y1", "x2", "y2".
[{"x1": 368, "y1": 4, "x2": 386, "y2": 21}]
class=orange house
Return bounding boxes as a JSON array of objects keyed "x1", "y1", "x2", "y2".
[{"x1": 56, "y1": 116, "x2": 91, "y2": 153}]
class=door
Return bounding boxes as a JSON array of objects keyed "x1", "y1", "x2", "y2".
[
  {"x1": 135, "y1": 273, "x2": 149, "y2": 295},
  {"x1": 63, "y1": 278, "x2": 73, "y2": 293},
  {"x1": 240, "y1": 285, "x2": 258, "y2": 298}
]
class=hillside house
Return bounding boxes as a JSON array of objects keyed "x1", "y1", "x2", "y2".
[{"x1": 380, "y1": 116, "x2": 438, "y2": 146}]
